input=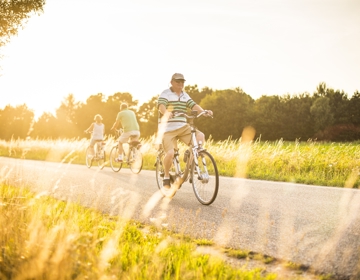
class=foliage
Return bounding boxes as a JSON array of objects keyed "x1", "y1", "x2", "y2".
[
  {"x1": 197, "y1": 87, "x2": 255, "y2": 140},
  {"x1": 184, "y1": 84, "x2": 213, "y2": 105},
  {"x1": 253, "y1": 95, "x2": 287, "y2": 141},
  {"x1": 0, "y1": 104, "x2": 34, "y2": 140},
  {"x1": 0, "y1": 0, "x2": 45, "y2": 48},
  {"x1": 137, "y1": 95, "x2": 158, "y2": 138},
  {"x1": 314, "y1": 124, "x2": 360, "y2": 142},
  {"x1": 310, "y1": 97, "x2": 334, "y2": 132}
]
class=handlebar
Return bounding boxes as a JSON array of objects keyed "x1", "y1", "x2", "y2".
[{"x1": 173, "y1": 110, "x2": 213, "y2": 119}]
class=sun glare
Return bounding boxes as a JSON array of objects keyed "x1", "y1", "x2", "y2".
[{"x1": 0, "y1": 0, "x2": 359, "y2": 119}]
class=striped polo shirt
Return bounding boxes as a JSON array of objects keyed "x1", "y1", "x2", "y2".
[{"x1": 158, "y1": 88, "x2": 197, "y2": 132}]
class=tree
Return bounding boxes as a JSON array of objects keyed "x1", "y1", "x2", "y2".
[
  {"x1": 184, "y1": 84, "x2": 213, "y2": 105},
  {"x1": 315, "y1": 82, "x2": 350, "y2": 124},
  {"x1": 0, "y1": 104, "x2": 34, "y2": 140},
  {"x1": 315, "y1": 82, "x2": 327, "y2": 97},
  {"x1": 349, "y1": 91, "x2": 360, "y2": 126},
  {"x1": 310, "y1": 97, "x2": 334, "y2": 132},
  {"x1": 0, "y1": 0, "x2": 45, "y2": 49},
  {"x1": 278, "y1": 93, "x2": 314, "y2": 140},
  {"x1": 31, "y1": 112, "x2": 59, "y2": 138},
  {"x1": 55, "y1": 94, "x2": 80, "y2": 138},
  {"x1": 197, "y1": 88, "x2": 255, "y2": 141},
  {"x1": 75, "y1": 93, "x2": 106, "y2": 133},
  {"x1": 253, "y1": 95, "x2": 287, "y2": 141},
  {"x1": 137, "y1": 95, "x2": 158, "y2": 138}
]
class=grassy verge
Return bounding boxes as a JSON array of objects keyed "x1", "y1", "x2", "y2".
[
  {"x1": 0, "y1": 136, "x2": 359, "y2": 188},
  {"x1": 0, "y1": 184, "x2": 284, "y2": 280}
]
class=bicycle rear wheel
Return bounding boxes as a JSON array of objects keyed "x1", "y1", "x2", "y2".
[
  {"x1": 129, "y1": 147, "x2": 143, "y2": 174},
  {"x1": 85, "y1": 146, "x2": 93, "y2": 168},
  {"x1": 155, "y1": 152, "x2": 165, "y2": 190},
  {"x1": 110, "y1": 146, "x2": 122, "y2": 172},
  {"x1": 191, "y1": 150, "x2": 219, "y2": 205}
]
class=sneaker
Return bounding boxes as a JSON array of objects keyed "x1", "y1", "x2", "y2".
[
  {"x1": 163, "y1": 178, "x2": 171, "y2": 189},
  {"x1": 115, "y1": 156, "x2": 123, "y2": 163}
]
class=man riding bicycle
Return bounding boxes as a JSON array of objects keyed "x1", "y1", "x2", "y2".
[
  {"x1": 157, "y1": 73, "x2": 213, "y2": 189},
  {"x1": 110, "y1": 102, "x2": 140, "y2": 163}
]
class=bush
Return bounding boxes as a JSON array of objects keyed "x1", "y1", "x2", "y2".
[{"x1": 314, "y1": 124, "x2": 360, "y2": 141}]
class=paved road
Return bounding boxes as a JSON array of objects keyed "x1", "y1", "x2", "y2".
[{"x1": 1, "y1": 157, "x2": 359, "y2": 279}]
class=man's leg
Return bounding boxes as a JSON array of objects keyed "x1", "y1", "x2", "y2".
[
  {"x1": 163, "y1": 149, "x2": 174, "y2": 178},
  {"x1": 196, "y1": 131, "x2": 205, "y2": 146},
  {"x1": 115, "y1": 142, "x2": 124, "y2": 162},
  {"x1": 118, "y1": 141, "x2": 124, "y2": 155},
  {"x1": 162, "y1": 133, "x2": 176, "y2": 189},
  {"x1": 116, "y1": 132, "x2": 130, "y2": 162}
]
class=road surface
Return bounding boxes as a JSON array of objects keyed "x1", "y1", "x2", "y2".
[{"x1": 0, "y1": 157, "x2": 359, "y2": 279}]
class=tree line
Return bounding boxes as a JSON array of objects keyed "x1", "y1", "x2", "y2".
[{"x1": 1, "y1": 82, "x2": 360, "y2": 142}]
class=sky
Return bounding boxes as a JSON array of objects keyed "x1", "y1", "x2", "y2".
[{"x1": 0, "y1": 0, "x2": 359, "y2": 118}]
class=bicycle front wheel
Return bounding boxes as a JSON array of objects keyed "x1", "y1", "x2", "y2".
[
  {"x1": 85, "y1": 146, "x2": 93, "y2": 168},
  {"x1": 97, "y1": 150, "x2": 106, "y2": 170},
  {"x1": 130, "y1": 148, "x2": 143, "y2": 174},
  {"x1": 156, "y1": 151, "x2": 179, "y2": 198},
  {"x1": 191, "y1": 150, "x2": 219, "y2": 205},
  {"x1": 110, "y1": 146, "x2": 122, "y2": 172}
]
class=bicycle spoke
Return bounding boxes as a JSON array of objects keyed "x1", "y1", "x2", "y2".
[{"x1": 191, "y1": 151, "x2": 219, "y2": 205}]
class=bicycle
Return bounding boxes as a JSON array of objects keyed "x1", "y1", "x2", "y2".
[
  {"x1": 155, "y1": 110, "x2": 219, "y2": 205},
  {"x1": 109, "y1": 128, "x2": 143, "y2": 174},
  {"x1": 85, "y1": 132, "x2": 106, "y2": 169}
]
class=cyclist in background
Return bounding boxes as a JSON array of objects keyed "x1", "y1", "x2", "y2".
[
  {"x1": 156, "y1": 73, "x2": 213, "y2": 189},
  {"x1": 110, "y1": 102, "x2": 140, "y2": 162},
  {"x1": 85, "y1": 114, "x2": 105, "y2": 157}
]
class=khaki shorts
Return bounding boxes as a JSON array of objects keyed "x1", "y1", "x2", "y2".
[
  {"x1": 119, "y1": 130, "x2": 140, "y2": 143},
  {"x1": 162, "y1": 124, "x2": 200, "y2": 153}
]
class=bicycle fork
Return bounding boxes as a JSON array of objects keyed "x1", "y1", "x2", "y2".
[
  {"x1": 172, "y1": 149, "x2": 184, "y2": 179},
  {"x1": 190, "y1": 147, "x2": 210, "y2": 183}
]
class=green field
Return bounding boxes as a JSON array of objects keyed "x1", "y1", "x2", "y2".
[{"x1": 1, "y1": 136, "x2": 359, "y2": 188}]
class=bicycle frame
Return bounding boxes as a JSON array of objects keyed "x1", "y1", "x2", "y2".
[
  {"x1": 114, "y1": 129, "x2": 140, "y2": 163},
  {"x1": 110, "y1": 128, "x2": 143, "y2": 173},
  {"x1": 95, "y1": 141, "x2": 105, "y2": 156}
]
